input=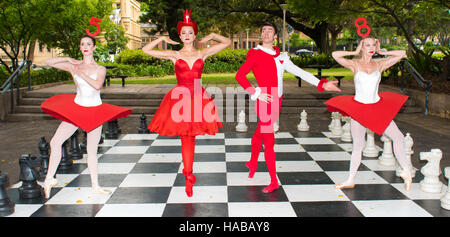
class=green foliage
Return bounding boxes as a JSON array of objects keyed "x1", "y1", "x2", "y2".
[
  {"x1": 0, "y1": 67, "x2": 71, "y2": 88},
  {"x1": 115, "y1": 49, "x2": 166, "y2": 65},
  {"x1": 205, "y1": 49, "x2": 248, "y2": 65},
  {"x1": 290, "y1": 53, "x2": 337, "y2": 67}
]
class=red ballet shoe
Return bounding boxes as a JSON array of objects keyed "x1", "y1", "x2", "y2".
[
  {"x1": 183, "y1": 170, "x2": 196, "y2": 197},
  {"x1": 246, "y1": 161, "x2": 257, "y2": 178},
  {"x1": 262, "y1": 183, "x2": 279, "y2": 193}
]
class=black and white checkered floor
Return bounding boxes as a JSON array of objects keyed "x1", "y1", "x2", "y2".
[{"x1": 6, "y1": 131, "x2": 450, "y2": 217}]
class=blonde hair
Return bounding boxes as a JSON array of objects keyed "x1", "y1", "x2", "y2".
[{"x1": 354, "y1": 36, "x2": 378, "y2": 60}]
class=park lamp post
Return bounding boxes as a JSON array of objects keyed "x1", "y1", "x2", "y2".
[
  {"x1": 280, "y1": 4, "x2": 287, "y2": 52},
  {"x1": 246, "y1": 28, "x2": 250, "y2": 49}
]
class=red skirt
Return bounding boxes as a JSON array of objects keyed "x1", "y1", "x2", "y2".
[
  {"x1": 148, "y1": 86, "x2": 223, "y2": 136},
  {"x1": 41, "y1": 94, "x2": 132, "y2": 132},
  {"x1": 324, "y1": 92, "x2": 408, "y2": 135}
]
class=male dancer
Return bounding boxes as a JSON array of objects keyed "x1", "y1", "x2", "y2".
[{"x1": 235, "y1": 22, "x2": 341, "y2": 193}]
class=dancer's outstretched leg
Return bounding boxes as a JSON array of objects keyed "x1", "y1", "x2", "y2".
[
  {"x1": 383, "y1": 120, "x2": 412, "y2": 190},
  {"x1": 336, "y1": 118, "x2": 366, "y2": 189},
  {"x1": 247, "y1": 122, "x2": 263, "y2": 178},
  {"x1": 181, "y1": 135, "x2": 196, "y2": 197},
  {"x1": 86, "y1": 125, "x2": 110, "y2": 194},
  {"x1": 44, "y1": 121, "x2": 78, "y2": 198}
]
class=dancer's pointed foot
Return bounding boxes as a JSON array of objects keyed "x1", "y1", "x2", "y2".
[
  {"x1": 246, "y1": 161, "x2": 257, "y2": 178},
  {"x1": 335, "y1": 183, "x2": 355, "y2": 189},
  {"x1": 262, "y1": 183, "x2": 279, "y2": 193},
  {"x1": 43, "y1": 178, "x2": 58, "y2": 199},
  {"x1": 183, "y1": 170, "x2": 196, "y2": 197},
  {"x1": 399, "y1": 169, "x2": 412, "y2": 191}
]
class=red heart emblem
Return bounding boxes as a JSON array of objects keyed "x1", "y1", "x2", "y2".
[{"x1": 279, "y1": 60, "x2": 284, "y2": 64}]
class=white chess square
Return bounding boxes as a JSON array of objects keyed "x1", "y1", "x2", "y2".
[
  {"x1": 105, "y1": 146, "x2": 149, "y2": 154},
  {"x1": 195, "y1": 145, "x2": 225, "y2": 153},
  {"x1": 295, "y1": 137, "x2": 335, "y2": 144},
  {"x1": 391, "y1": 183, "x2": 448, "y2": 200},
  {"x1": 225, "y1": 152, "x2": 264, "y2": 162},
  {"x1": 119, "y1": 173, "x2": 177, "y2": 187},
  {"x1": 96, "y1": 204, "x2": 166, "y2": 217},
  {"x1": 307, "y1": 151, "x2": 351, "y2": 161},
  {"x1": 121, "y1": 134, "x2": 158, "y2": 140},
  {"x1": 325, "y1": 171, "x2": 389, "y2": 185},
  {"x1": 197, "y1": 133, "x2": 224, "y2": 139},
  {"x1": 352, "y1": 200, "x2": 433, "y2": 217},
  {"x1": 274, "y1": 144, "x2": 305, "y2": 152},
  {"x1": 45, "y1": 187, "x2": 116, "y2": 205},
  {"x1": 228, "y1": 202, "x2": 297, "y2": 217},
  {"x1": 6, "y1": 205, "x2": 43, "y2": 217},
  {"x1": 225, "y1": 138, "x2": 252, "y2": 145},
  {"x1": 274, "y1": 132, "x2": 294, "y2": 139},
  {"x1": 227, "y1": 172, "x2": 278, "y2": 186},
  {"x1": 283, "y1": 184, "x2": 349, "y2": 202},
  {"x1": 361, "y1": 160, "x2": 397, "y2": 171},
  {"x1": 151, "y1": 139, "x2": 181, "y2": 146},
  {"x1": 81, "y1": 163, "x2": 136, "y2": 174},
  {"x1": 179, "y1": 162, "x2": 227, "y2": 173}
]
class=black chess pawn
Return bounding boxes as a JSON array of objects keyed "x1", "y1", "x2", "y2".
[
  {"x1": 138, "y1": 113, "x2": 150, "y2": 134},
  {"x1": 0, "y1": 172, "x2": 15, "y2": 216},
  {"x1": 18, "y1": 154, "x2": 43, "y2": 199},
  {"x1": 58, "y1": 140, "x2": 73, "y2": 171},
  {"x1": 79, "y1": 131, "x2": 87, "y2": 154},
  {"x1": 69, "y1": 130, "x2": 82, "y2": 160},
  {"x1": 105, "y1": 121, "x2": 118, "y2": 139},
  {"x1": 38, "y1": 137, "x2": 50, "y2": 182}
]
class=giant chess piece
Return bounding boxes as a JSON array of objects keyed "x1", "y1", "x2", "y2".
[
  {"x1": 441, "y1": 167, "x2": 450, "y2": 210},
  {"x1": 419, "y1": 149, "x2": 443, "y2": 193},
  {"x1": 378, "y1": 134, "x2": 396, "y2": 166},
  {"x1": 330, "y1": 112, "x2": 343, "y2": 137},
  {"x1": 0, "y1": 172, "x2": 15, "y2": 216},
  {"x1": 38, "y1": 137, "x2": 50, "y2": 182},
  {"x1": 18, "y1": 154, "x2": 43, "y2": 199},
  {"x1": 138, "y1": 113, "x2": 150, "y2": 134},
  {"x1": 396, "y1": 133, "x2": 417, "y2": 178},
  {"x1": 328, "y1": 112, "x2": 336, "y2": 131},
  {"x1": 363, "y1": 129, "x2": 379, "y2": 157},
  {"x1": 273, "y1": 120, "x2": 279, "y2": 133},
  {"x1": 58, "y1": 140, "x2": 73, "y2": 171},
  {"x1": 69, "y1": 130, "x2": 82, "y2": 160},
  {"x1": 340, "y1": 116, "x2": 352, "y2": 142},
  {"x1": 105, "y1": 121, "x2": 118, "y2": 139},
  {"x1": 297, "y1": 110, "x2": 310, "y2": 131},
  {"x1": 79, "y1": 131, "x2": 87, "y2": 154},
  {"x1": 113, "y1": 119, "x2": 121, "y2": 135},
  {"x1": 235, "y1": 110, "x2": 248, "y2": 132}
]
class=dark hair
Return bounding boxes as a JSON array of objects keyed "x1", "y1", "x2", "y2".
[
  {"x1": 260, "y1": 22, "x2": 278, "y2": 34},
  {"x1": 81, "y1": 34, "x2": 96, "y2": 46}
]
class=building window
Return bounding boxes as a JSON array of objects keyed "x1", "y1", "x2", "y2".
[
  {"x1": 252, "y1": 42, "x2": 256, "y2": 48},
  {"x1": 234, "y1": 42, "x2": 237, "y2": 49},
  {"x1": 39, "y1": 43, "x2": 43, "y2": 52}
]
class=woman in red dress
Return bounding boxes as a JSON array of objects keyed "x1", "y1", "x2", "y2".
[
  {"x1": 325, "y1": 37, "x2": 412, "y2": 191},
  {"x1": 143, "y1": 9, "x2": 230, "y2": 197},
  {"x1": 40, "y1": 35, "x2": 132, "y2": 198}
]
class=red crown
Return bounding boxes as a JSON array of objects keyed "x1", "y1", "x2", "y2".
[{"x1": 183, "y1": 9, "x2": 192, "y2": 23}]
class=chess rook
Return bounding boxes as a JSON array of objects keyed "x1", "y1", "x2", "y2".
[
  {"x1": 363, "y1": 129, "x2": 379, "y2": 157},
  {"x1": 441, "y1": 167, "x2": 450, "y2": 210},
  {"x1": 378, "y1": 134, "x2": 396, "y2": 166}
]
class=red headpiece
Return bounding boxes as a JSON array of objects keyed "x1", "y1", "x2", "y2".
[{"x1": 176, "y1": 9, "x2": 198, "y2": 35}]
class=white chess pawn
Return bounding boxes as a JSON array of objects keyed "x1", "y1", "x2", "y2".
[
  {"x1": 419, "y1": 149, "x2": 443, "y2": 193},
  {"x1": 340, "y1": 116, "x2": 352, "y2": 142},
  {"x1": 363, "y1": 129, "x2": 379, "y2": 157},
  {"x1": 396, "y1": 133, "x2": 417, "y2": 178},
  {"x1": 441, "y1": 167, "x2": 450, "y2": 210},
  {"x1": 328, "y1": 112, "x2": 336, "y2": 131},
  {"x1": 297, "y1": 110, "x2": 310, "y2": 131},
  {"x1": 235, "y1": 110, "x2": 248, "y2": 132},
  {"x1": 273, "y1": 120, "x2": 279, "y2": 133},
  {"x1": 330, "y1": 112, "x2": 343, "y2": 137},
  {"x1": 378, "y1": 134, "x2": 396, "y2": 166}
]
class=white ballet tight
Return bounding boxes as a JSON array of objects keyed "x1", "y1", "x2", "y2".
[
  {"x1": 344, "y1": 118, "x2": 411, "y2": 184},
  {"x1": 45, "y1": 121, "x2": 103, "y2": 189}
]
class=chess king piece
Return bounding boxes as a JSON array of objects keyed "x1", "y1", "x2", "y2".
[
  {"x1": 297, "y1": 110, "x2": 310, "y2": 131},
  {"x1": 363, "y1": 129, "x2": 379, "y2": 157},
  {"x1": 138, "y1": 113, "x2": 150, "y2": 134},
  {"x1": 38, "y1": 137, "x2": 50, "y2": 182},
  {"x1": 18, "y1": 154, "x2": 43, "y2": 199},
  {"x1": 441, "y1": 167, "x2": 450, "y2": 210},
  {"x1": 396, "y1": 133, "x2": 417, "y2": 178},
  {"x1": 340, "y1": 116, "x2": 352, "y2": 142},
  {"x1": 378, "y1": 134, "x2": 396, "y2": 166},
  {"x1": 419, "y1": 149, "x2": 443, "y2": 193},
  {"x1": 0, "y1": 172, "x2": 15, "y2": 216},
  {"x1": 236, "y1": 110, "x2": 248, "y2": 132}
]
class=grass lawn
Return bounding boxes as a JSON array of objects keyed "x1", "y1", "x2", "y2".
[{"x1": 88, "y1": 67, "x2": 354, "y2": 85}]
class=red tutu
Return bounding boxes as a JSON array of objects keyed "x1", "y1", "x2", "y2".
[
  {"x1": 41, "y1": 94, "x2": 132, "y2": 132},
  {"x1": 324, "y1": 92, "x2": 408, "y2": 135},
  {"x1": 147, "y1": 86, "x2": 222, "y2": 136}
]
